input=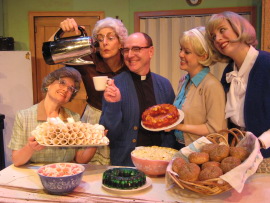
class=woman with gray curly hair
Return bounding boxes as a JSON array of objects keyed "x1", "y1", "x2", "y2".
[
  {"x1": 53, "y1": 17, "x2": 128, "y2": 165},
  {"x1": 92, "y1": 17, "x2": 128, "y2": 47},
  {"x1": 41, "y1": 66, "x2": 81, "y2": 101},
  {"x1": 8, "y1": 67, "x2": 97, "y2": 166}
]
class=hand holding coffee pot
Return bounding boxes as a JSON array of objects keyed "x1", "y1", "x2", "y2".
[
  {"x1": 42, "y1": 21, "x2": 98, "y2": 65},
  {"x1": 59, "y1": 18, "x2": 83, "y2": 35}
]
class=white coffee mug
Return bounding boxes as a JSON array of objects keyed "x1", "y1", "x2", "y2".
[{"x1": 93, "y1": 76, "x2": 110, "y2": 91}]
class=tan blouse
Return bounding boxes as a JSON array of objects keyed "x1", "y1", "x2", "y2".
[{"x1": 179, "y1": 73, "x2": 227, "y2": 145}]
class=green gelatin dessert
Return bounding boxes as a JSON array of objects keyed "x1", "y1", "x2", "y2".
[{"x1": 102, "y1": 168, "x2": 146, "y2": 190}]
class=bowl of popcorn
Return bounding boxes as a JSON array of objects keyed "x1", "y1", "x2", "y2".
[
  {"x1": 131, "y1": 146, "x2": 178, "y2": 176},
  {"x1": 37, "y1": 163, "x2": 85, "y2": 195}
]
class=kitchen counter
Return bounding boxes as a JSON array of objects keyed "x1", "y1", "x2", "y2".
[{"x1": 0, "y1": 164, "x2": 269, "y2": 203}]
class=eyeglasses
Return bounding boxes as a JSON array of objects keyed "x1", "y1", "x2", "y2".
[
  {"x1": 121, "y1": 46, "x2": 151, "y2": 56},
  {"x1": 58, "y1": 78, "x2": 78, "y2": 94},
  {"x1": 96, "y1": 32, "x2": 118, "y2": 43}
]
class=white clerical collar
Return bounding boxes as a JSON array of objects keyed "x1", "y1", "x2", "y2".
[{"x1": 141, "y1": 75, "x2": 146, "y2": 80}]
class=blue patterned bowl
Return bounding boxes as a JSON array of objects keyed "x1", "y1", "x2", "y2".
[{"x1": 37, "y1": 163, "x2": 85, "y2": 195}]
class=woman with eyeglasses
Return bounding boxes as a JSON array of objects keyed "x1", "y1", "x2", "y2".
[
  {"x1": 52, "y1": 17, "x2": 128, "y2": 165},
  {"x1": 8, "y1": 67, "x2": 97, "y2": 166}
]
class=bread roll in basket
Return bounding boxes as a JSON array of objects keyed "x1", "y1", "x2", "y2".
[{"x1": 166, "y1": 128, "x2": 263, "y2": 196}]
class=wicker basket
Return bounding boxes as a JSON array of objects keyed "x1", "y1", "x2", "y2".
[{"x1": 168, "y1": 128, "x2": 245, "y2": 196}]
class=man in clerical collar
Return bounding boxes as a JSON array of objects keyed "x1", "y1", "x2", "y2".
[{"x1": 100, "y1": 32, "x2": 177, "y2": 166}]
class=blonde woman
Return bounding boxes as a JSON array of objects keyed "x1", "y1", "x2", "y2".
[
  {"x1": 166, "y1": 27, "x2": 227, "y2": 147},
  {"x1": 205, "y1": 11, "x2": 270, "y2": 164}
]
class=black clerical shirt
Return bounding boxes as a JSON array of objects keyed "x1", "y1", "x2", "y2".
[{"x1": 130, "y1": 71, "x2": 162, "y2": 146}]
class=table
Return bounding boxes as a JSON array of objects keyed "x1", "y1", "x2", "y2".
[{"x1": 0, "y1": 164, "x2": 269, "y2": 203}]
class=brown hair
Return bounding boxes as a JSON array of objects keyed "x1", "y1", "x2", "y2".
[{"x1": 41, "y1": 67, "x2": 82, "y2": 101}]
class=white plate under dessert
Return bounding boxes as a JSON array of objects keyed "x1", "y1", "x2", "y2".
[
  {"x1": 38, "y1": 143, "x2": 109, "y2": 147},
  {"x1": 141, "y1": 109, "x2": 184, "y2": 132},
  {"x1": 102, "y1": 177, "x2": 152, "y2": 193}
]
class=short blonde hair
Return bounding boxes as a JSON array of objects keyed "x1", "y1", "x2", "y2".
[
  {"x1": 92, "y1": 17, "x2": 128, "y2": 46},
  {"x1": 180, "y1": 26, "x2": 217, "y2": 66},
  {"x1": 205, "y1": 11, "x2": 257, "y2": 61}
]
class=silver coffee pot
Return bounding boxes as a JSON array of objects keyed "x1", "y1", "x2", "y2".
[{"x1": 42, "y1": 26, "x2": 98, "y2": 65}]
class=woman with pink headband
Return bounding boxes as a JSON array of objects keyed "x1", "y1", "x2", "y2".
[{"x1": 165, "y1": 26, "x2": 227, "y2": 147}]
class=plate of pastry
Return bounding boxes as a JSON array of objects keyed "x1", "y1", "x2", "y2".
[
  {"x1": 32, "y1": 120, "x2": 109, "y2": 147},
  {"x1": 141, "y1": 107, "x2": 184, "y2": 132}
]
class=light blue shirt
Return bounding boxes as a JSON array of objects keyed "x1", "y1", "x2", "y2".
[{"x1": 173, "y1": 68, "x2": 210, "y2": 143}]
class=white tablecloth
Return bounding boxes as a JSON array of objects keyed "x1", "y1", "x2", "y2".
[{"x1": 0, "y1": 164, "x2": 269, "y2": 203}]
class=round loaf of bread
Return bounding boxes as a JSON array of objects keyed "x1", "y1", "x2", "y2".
[
  {"x1": 172, "y1": 157, "x2": 187, "y2": 173},
  {"x1": 230, "y1": 146, "x2": 249, "y2": 162},
  {"x1": 220, "y1": 156, "x2": 241, "y2": 173},
  {"x1": 177, "y1": 163, "x2": 200, "y2": 181},
  {"x1": 201, "y1": 143, "x2": 219, "y2": 154},
  {"x1": 209, "y1": 145, "x2": 230, "y2": 162},
  {"x1": 189, "y1": 152, "x2": 209, "y2": 165},
  {"x1": 201, "y1": 161, "x2": 221, "y2": 170},
  {"x1": 141, "y1": 104, "x2": 179, "y2": 128},
  {"x1": 199, "y1": 166, "x2": 223, "y2": 181}
]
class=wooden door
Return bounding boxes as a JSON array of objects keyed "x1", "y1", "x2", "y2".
[
  {"x1": 262, "y1": 0, "x2": 270, "y2": 52},
  {"x1": 29, "y1": 12, "x2": 104, "y2": 116}
]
